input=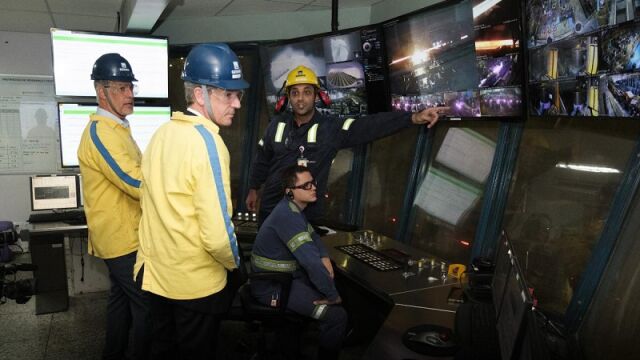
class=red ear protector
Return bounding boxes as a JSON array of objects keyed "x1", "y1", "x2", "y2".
[
  {"x1": 274, "y1": 80, "x2": 289, "y2": 113},
  {"x1": 274, "y1": 82, "x2": 332, "y2": 113},
  {"x1": 318, "y1": 89, "x2": 332, "y2": 107}
]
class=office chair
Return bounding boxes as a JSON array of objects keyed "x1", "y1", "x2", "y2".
[{"x1": 238, "y1": 271, "x2": 308, "y2": 360}]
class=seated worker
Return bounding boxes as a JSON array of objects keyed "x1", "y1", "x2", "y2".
[{"x1": 250, "y1": 165, "x2": 347, "y2": 360}]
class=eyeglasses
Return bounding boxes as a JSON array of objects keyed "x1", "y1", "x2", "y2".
[
  {"x1": 292, "y1": 180, "x2": 317, "y2": 190},
  {"x1": 211, "y1": 88, "x2": 244, "y2": 104},
  {"x1": 104, "y1": 83, "x2": 138, "y2": 96}
]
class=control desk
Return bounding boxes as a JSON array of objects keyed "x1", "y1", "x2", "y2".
[{"x1": 323, "y1": 231, "x2": 461, "y2": 360}]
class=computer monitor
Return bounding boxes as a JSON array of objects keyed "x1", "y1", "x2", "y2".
[
  {"x1": 30, "y1": 175, "x2": 80, "y2": 211},
  {"x1": 51, "y1": 28, "x2": 168, "y2": 99},
  {"x1": 57, "y1": 103, "x2": 171, "y2": 167},
  {"x1": 495, "y1": 235, "x2": 534, "y2": 360}
]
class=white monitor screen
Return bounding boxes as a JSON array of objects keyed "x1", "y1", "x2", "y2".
[
  {"x1": 58, "y1": 103, "x2": 171, "y2": 167},
  {"x1": 30, "y1": 175, "x2": 79, "y2": 211},
  {"x1": 51, "y1": 28, "x2": 168, "y2": 98}
]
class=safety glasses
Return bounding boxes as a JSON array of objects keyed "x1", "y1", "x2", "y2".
[
  {"x1": 211, "y1": 88, "x2": 244, "y2": 104},
  {"x1": 292, "y1": 180, "x2": 317, "y2": 190},
  {"x1": 104, "y1": 82, "x2": 139, "y2": 96}
]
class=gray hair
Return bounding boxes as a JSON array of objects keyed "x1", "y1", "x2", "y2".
[
  {"x1": 184, "y1": 82, "x2": 217, "y2": 105},
  {"x1": 94, "y1": 80, "x2": 109, "y2": 103}
]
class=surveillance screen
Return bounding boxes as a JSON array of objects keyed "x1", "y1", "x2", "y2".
[
  {"x1": 529, "y1": 35, "x2": 599, "y2": 82},
  {"x1": 526, "y1": 0, "x2": 600, "y2": 47},
  {"x1": 600, "y1": 21, "x2": 640, "y2": 73},
  {"x1": 526, "y1": 0, "x2": 640, "y2": 118},
  {"x1": 261, "y1": 26, "x2": 385, "y2": 117},
  {"x1": 480, "y1": 86, "x2": 523, "y2": 116},
  {"x1": 385, "y1": 0, "x2": 524, "y2": 118},
  {"x1": 478, "y1": 54, "x2": 520, "y2": 88},
  {"x1": 601, "y1": 73, "x2": 640, "y2": 117},
  {"x1": 385, "y1": 1, "x2": 477, "y2": 96}
]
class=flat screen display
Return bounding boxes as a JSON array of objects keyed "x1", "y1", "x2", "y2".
[
  {"x1": 384, "y1": 0, "x2": 524, "y2": 118},
  {"x1": 51, "y1": 28, "x2": 168, "y2": 98},
  {"x1": 260, "y1": 25, "x2": 386, "y2": 117},
  {"x1": 526, "y1": 0, "x2": 640, "y2": 118},
  {"x1": 58, "y1": 103, "x2": 171, "y2": 167},
  {"x1": 495, "y1": 235, "x2": 534, "y2": 360},
  {"x1": 30, "y1": 175, "x2": 79, "y2": 211}
]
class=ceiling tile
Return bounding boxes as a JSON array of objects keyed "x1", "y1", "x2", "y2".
[
  {"x1": 220, "y1": 0, "x2": 304, "y2": 16},
  {"x1": 52, "y1": 13, "x2": 118, "y2": 33},
  {"x1": 170, "y1": 0, "x2": 231, "y2": 18},
  {"x1": 47, "y1": 0, "x2": 121, "y2": 17},
  {"x1": 0, "y1": 0, "x2": 48, "y2": 12},
  {"x1": 0, "y1": 10, "x2": 53, "y2": 33},
  {"x1": 309, "y1": 0, "x2": 383, "y2": 7},
  {"x1": 267, "y1": 0, "x2": 313, "y2": 4},
  {"x1": 299, "y1": 4, "x2": 330, "y2": 11}
]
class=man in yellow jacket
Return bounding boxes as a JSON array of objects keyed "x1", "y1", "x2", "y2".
[
  {"x1": 134, "y1": 43, "x2": 246, "y2": 359},
  {"x1": 77, "y1": 53, "x2": 149, "y2": 359}
]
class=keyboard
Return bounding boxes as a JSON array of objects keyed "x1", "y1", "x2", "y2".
[
  {"x1": 335, "y1": 244, "x2": 402, "y2": 271},
  {"x1": 28, "y1": 210, "x2": 86, "y2": 224}
]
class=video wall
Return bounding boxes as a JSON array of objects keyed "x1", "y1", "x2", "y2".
[
  {"x1": 527, "y1": 0, "x2": 640, "y2": 117},
  {"x1": 384, "y1": 0, "x2": 523, "y2": 118},
  {"x1": 260, "y1": 26, "x2": 386, "y2": 117},
  {"x1": 259, "y1": 0, "x2": 640, "y2": 120}
]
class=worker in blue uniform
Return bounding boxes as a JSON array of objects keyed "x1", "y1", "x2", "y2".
[
  {"x1": 246, "y1": 65, "x2": 448, "y2": 225},
  {"x1": 250, "y1": 165, "x2": 346, "y2": 360}
]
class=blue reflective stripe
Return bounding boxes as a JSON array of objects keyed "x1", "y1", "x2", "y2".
[
  {"x1": 89, "y1": 121, "x2": 141, "y2": 188},
  {"x1": 194, "y1": 125, "x2": 240, "y2": 267}
]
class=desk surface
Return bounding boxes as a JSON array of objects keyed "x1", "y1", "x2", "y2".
[
  {"x1": 323, "y1": 231, "x2": 459, "y2": 299},
  {"x1": 323, "y1": 231, "x2": 460, "y2": 360},
  {"x1": 23, "y1": 220, "x2": 257, "y2": 237},
  {"x1": 23, "y1": 222, "x2": 87, "y2": 235}
]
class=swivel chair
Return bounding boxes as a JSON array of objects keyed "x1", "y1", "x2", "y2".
[{"x1": 238, "y1": 271, "x2": 307, "y2": 360}]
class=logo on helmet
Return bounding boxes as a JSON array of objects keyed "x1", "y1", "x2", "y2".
[{"x1": 119, "y1": 62, "x2": 130, "y2": 72}]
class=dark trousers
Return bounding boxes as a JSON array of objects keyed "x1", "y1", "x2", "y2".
[
  {"x1": 103, "y1": 251, "x2": 150, "y2": 360},
  {"x1": 148, "y1": 292, "x2": 228, "y2": 360},
  {"x1": 253, "y1": 277, "x2": 348, "y2": 353}
]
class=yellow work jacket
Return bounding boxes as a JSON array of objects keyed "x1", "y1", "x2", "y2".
[
  {"x1": 78, "y1": 113, "x2": 142, "y2": 259},
  {"x1": 135, "y1": 111, "x2": 239, "y2": 300}
]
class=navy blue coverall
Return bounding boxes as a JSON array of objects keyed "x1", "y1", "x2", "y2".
[
  {"x1": 250, "y1": 197, "x2": 348, "y2": 351},
  {"x1": 249, "y1": 110, "x2": 415, "y2": 224}
]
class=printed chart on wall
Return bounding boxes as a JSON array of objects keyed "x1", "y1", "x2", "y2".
[{"x1": 0, "y1": 74, "x2": 58, "y2": 173}]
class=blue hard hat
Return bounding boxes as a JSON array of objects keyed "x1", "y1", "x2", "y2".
[
  {"x1": 181, "y1": 43, "x2": 249, "y2": 90},
  {"x1": 91, "y1": 53, "x2": 137, "y2": 82}
]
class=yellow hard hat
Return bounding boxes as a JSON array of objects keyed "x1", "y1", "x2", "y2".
[{"x1": 286, "y1": 65, "x2": 319, "y2": 89}]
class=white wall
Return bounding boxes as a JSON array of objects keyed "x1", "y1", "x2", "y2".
[
  {"x1": 0, "y1": 31, "x2": 53, "y2": 76},
  {"x1": 0, "y1": 31, "x2": 55, "y2": 226}
]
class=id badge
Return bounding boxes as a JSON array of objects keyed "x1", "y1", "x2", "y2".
[{"x1": 297, "y1": 145, "x2": 308, "y2": 167}]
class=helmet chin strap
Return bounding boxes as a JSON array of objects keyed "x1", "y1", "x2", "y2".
[
  {"x1": 201, "y1": 85, "x2": 216, "y2": 122},
  {"x1": 103, "y1": 86, "x2": 127, "y2": 119}
]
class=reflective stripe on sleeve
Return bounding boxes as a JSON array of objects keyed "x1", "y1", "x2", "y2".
[
  {"x1": 307, "y1": 123, "x2": 318, "y2": 143},
  {"x1": 194, "y1": 124, "x2": 240, "y2": 267},
  {"x1": 342, "y1": 118, "x2": 356, "y2": 131},
  {"x1": 89, "y1": 121, "x2": 141, "y2": 188},
  {"x1": 287, "y1": 231, "x2": 313, "y2": 252},
  {"x1": 274, "y1": 122, "x2": 286, "y2": 143},
  {"x1": 311, "y1": 304, "x2": 328, "y2": 319},
  {"x1": 251, "y1": 254, "x2": 297, "y2": 272}
]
